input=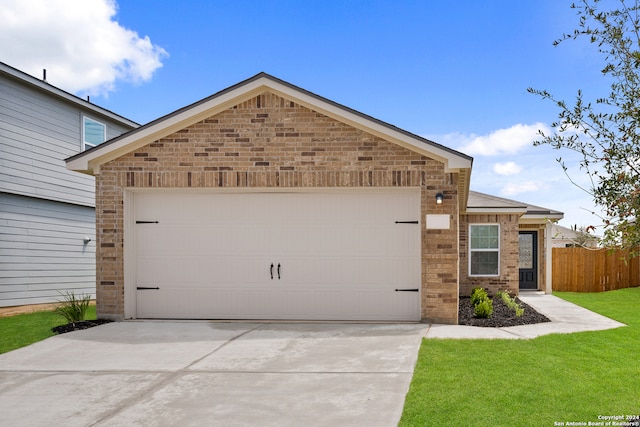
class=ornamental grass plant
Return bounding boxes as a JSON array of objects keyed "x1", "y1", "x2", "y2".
[{"x1": 54, "y1": 291, "x2": 91, "y2": 324}]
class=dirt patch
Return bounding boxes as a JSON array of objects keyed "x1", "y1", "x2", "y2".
[
  {"x1": 0, "y1": 303, "x2": 59, "y2": 318},
  {"x1": 0, "y1": 301, "x2": 96, "y2": 318},
  {"x1": 458, "y1": 296, "x2": 551, "y2": 327}
]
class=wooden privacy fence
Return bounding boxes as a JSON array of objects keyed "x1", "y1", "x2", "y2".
[{"x1": 552, "y1": 247, "x2": 640, "y2": 292}]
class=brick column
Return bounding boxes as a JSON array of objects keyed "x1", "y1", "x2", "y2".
[{"x1": 422, "y1": 173, "x2": 459, "y2": 324}]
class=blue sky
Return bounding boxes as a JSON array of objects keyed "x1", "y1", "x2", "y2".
[{"x1": 1, "y1": 0, "x2": 611, "y2": 230}]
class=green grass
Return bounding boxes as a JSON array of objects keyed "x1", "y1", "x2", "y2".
[
  {"x1": 0, "y1": 305, "x2": 97, "y2": 354},
  {"x1": 400, "y1": 287, "x2": 640, "y2": 427}
]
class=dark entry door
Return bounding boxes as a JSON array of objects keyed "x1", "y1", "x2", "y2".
[{"x1": 519, "y1": 231, "x2": 538, "y2": 290}]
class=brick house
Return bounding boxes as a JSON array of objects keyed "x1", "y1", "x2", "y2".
[{"x1": 66, "y1": 73, "x2": 562, "y2": 324}]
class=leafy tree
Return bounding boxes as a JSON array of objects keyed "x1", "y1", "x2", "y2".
[
  {"x1": 567, "y1": 225, "x2": 598, "y2": 248},
  {"x1": 528, "y1": 0, "x2": 640, "y2": 255}
]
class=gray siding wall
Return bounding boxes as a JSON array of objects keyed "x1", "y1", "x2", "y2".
[
  {"x1": 0, "y1": 74, "x2": 132, "y2": 207},
  {"x1": 0, "y1": 69, "x2": 136, "y2": 307},
  {"x1": 0, "y1": 193, "x2": 96, "y2": 307}
]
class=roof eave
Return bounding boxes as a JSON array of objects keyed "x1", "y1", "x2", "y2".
[
  {"x1": 520, "y1": 212, "x2": 564, "y2": 224},
  {"x1": 465, "y1": 207, "x2": 528, "y2": 214}
]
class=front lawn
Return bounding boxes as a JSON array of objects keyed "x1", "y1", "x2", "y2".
[
  {"x1": 0, "y1": 305, "x2": 97, "y2": 354},
  {"x1": 400, "y1": 288, "x2": 640, "y2": 427}
]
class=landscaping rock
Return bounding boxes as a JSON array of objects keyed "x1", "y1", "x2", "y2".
[
  {"x1": 458, "y1": 296, "x2": 551, "y2": 327},
  {"x1": 51, "y1": 319, "x2": 113, "y2": 335}
]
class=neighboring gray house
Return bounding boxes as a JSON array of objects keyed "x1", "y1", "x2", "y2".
[{"x1": 0, "y1": 62, "x2": 138, "y2": 307}]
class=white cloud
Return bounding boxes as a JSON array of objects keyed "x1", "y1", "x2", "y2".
[
  {"x1": 500, "y1": 181, "x2": 541, "y2": 196},
  {"x1": 493, "y1": 161, "x2": 522, "y2": 175},
  {"x1": 439, "y1": 122, "x2": 550, "y2": 156},
  {"x1": 0, "y1": 0, "x2": 168, "y2": 96}
]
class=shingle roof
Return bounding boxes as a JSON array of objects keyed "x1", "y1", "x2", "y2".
[
  {"x1": 0, "y1": 61, "x2": 139, "y2": 128},
  {"x1": 467, "y1": 190, "x2": 563, "y2": 219}
]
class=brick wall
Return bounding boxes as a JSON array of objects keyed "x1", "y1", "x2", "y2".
[
  {"x1": 95, "y1": 92, "x2": 460, "y2": 323},
  {"x1": 423, "y1": 177, "x2": 460, "y2": 324},
  {"x1": 459, "y1": 214, "x2": 520, "y2": 296}
]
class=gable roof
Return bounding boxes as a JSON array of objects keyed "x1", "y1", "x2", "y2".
[
  {"x1": 0, "y1": 61, "x2": 139, "y2": 128},
  {"x1": 66, "y1": 72, "x2": 473, "y2": 177},
  {"x1": 467, "y1": 191, "x2": 563, "y2": 222}
]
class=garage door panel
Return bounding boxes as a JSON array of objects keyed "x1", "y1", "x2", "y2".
[
  {"x1": 134, "y1": 190, "x2": 421, "y2": 321},
  {"x1": 137, "y1": 257, "x2": 201, "y2": 285},
  {"x1": 216, "y1": 258, "x2": 276, "y2": 284},
  {"x1": 276, "y1": 257, "x2": 418, "y2": 288},
  {"x1": 135, "y1": 227, "x2": 166, "y2": 253},
  {"x1": 136, "y1": 290, "x2": 165, "y2": 317},
  {"x1": 137, "y1": 287, "x2": 418, "y2": 320}
]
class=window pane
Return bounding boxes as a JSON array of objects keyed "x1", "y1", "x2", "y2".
[
  {"x1": 84, "y1": 118, "x2": 105, "y2": 147},
  {"x1": 471, "y1": 251, "x2": 499, "y2": 275},
  {"x1": 519, "y1": 234, "x2": 534, "y2": 269},
  {"x1": 470, "y1": 225, "x2": 498, "y2": 249}
]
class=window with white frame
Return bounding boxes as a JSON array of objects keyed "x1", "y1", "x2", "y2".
[
  {"x1": 82, "y1": 116, "x2": 106, "y2": 150},
  {"x1": 469, "y1": 224, "x2": 500, "y2": 276}
]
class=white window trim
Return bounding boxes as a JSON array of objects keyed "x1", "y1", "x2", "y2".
[
  {"x1": 469, "y1": 223, "x2": 500, "y2": 277},
  {"x1": 82, "y1": 115, "x2": 106, "y2": 151}
]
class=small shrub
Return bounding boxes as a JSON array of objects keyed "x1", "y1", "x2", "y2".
[
  {"x1": 54, "y1": 291, "x2": 91, "y2": 324},
  {"x1": 471, "y1": 288, "x2": 493, "y2": 318},
  {"x1": 470, "y1": 287, "x2": 488, "y2": 306},
  {"x1": 474, "y1": 298, "x2": 494, "y2": 318},
  {"x1": 497, "y1": 290, "x2": 525, "y2": 317}
]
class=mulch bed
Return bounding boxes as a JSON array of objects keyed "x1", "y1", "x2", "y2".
[
  {"x1": 52, "y1": 319, "x2": 113, "y2": 335},
  {"x1": 49, "y1": 297, "x2": 550, "y2": 334},
  {"x1": 459, "y1": 296, "x2": 551, "y2": 327}
]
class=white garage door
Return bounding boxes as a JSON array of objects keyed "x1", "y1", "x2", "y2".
[{"x1": 133, "y1": 190, "x2": 421, "y2": 321}]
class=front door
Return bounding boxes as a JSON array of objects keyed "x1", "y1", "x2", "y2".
[{"x1": 519, "y1": 231, "x2": 538, "y2": 290}]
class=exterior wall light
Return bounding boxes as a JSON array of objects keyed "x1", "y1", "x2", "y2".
[{"x1": 435, "y1": 193, "x2": 444, "y2": 204}]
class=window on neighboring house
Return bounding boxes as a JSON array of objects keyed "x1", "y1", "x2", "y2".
[
  {"x1": 83, "y1": 116, "x2": 106, "y2": 150},
  {"x1": 469, "y1": 224, "x2": 500, "y2": 276}
]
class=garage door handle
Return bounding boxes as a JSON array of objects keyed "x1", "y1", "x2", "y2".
[
  {"x1": 277, "y1": 263, "x2": 281, "y2": 279},
  {"x1": 395, "y1": 288, "x2": 419, "y2": 292},
  {"x1": 270, "y1": 263, "x2": 274, "y2": 280},
  {"x1": 137, "y1": 286, "x2": 160, "y2": 290}
]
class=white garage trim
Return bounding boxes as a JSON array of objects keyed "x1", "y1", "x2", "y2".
[{"x1": 124, "y1": 188, "x2": 421, "y2": 321}]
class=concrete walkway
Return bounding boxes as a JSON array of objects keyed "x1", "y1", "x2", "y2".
[{"x1": 424, "y1": 292, "x2": 626, "y2": 339}]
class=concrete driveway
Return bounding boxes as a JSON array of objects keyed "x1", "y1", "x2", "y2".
[{"x1": 0, "y1": 322, "x2": 427, "y2": 426}]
